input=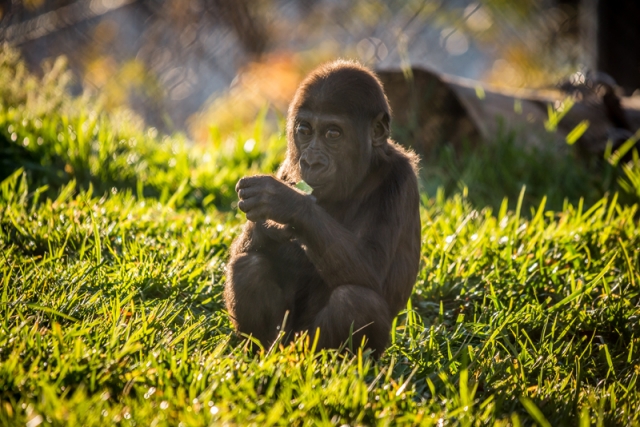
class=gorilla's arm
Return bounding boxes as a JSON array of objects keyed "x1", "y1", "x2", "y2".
[
  {"x1": 296, "y1": 176, "x2": 418, "y2": 293},
  {"x1": 293, "y1": 201, "x2": 392, "y2": 291},
  {"x1": 236, "y1": 166, "x2": 418, "y2": 293}
]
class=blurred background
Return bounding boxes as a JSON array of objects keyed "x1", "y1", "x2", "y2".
[
  {"x1": 2, "y1": 0, "x2": 638, "y2": 142},
  {"x1": 2, "y1": 0, "x2": 640, "y2": 211}
]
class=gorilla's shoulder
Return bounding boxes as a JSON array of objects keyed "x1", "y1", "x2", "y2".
[{"x1": 386, "y1": 140, "x2": 420, "y2": 180}]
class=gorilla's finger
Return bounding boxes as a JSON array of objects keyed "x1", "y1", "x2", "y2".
[
  {"x1": 246, "y1": 208, "x2": 267, "y2": 222},
  {"x1": 236, "y1": 177, "x2": 255, "y2": 192},
  {"x1": 238, "y1": 196, "x2": 261, "y2": 213},
  {"x1": 238, "y1": 186, "x2": 261, "y2": 199},
  {"x1": 237, "y1": 175, "x2": 269, "y2": 191}
]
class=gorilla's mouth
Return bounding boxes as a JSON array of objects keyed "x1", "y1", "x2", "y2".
[
  {"x1": 305, "y1": 180, "x2": 329, "y2": 194},
  {"x1": 300, "y1": 172, "x2": 323, "y2": 186},
  {"x1": 306, "y1": 180, "x2": 324, "y2": 188},
  {"x1": 302, "y1": 169, "x2": 335, "y2": 190}
]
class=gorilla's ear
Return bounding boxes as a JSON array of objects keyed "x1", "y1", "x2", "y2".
[{"x1": 372, "y1": 112, "x2": 390, "y2": 146}]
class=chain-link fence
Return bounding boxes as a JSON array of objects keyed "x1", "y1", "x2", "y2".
[{"x1": 0, "y1": 0, "x2": 629, "y2": 142}]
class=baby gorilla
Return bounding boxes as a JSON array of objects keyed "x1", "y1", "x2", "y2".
[{"x1": 224, "y1": 60, "x2": 421, "y2": 355}]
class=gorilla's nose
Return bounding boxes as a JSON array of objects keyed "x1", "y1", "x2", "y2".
[{"x1": 300, "y1": 151, "x2": 329, "y2": 171}]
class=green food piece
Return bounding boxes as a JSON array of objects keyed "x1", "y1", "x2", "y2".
[{"x1": 295, "y1": 180, "x2": 314, "y2": 194}]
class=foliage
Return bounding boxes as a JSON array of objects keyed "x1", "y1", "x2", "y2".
[
  {"x1": 420, "y1": 130, "x2": 602, "y2": 213},
  {"x1": 1, "y1": 46, "x2": 640, "y2": 426},
  {"x1": 0, "y1": 46, "x2": 286, "y2": 211},
  {"x1": 2, "y1": 170, "x2": 639, "y2": 426},
  {"x1": 2, "y1": 44, "x2": 638, "y2": 212}
]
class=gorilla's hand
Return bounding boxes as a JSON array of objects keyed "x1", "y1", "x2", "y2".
[{"x1": 236, "y1": 175, "x2": 311, "y2": 224}]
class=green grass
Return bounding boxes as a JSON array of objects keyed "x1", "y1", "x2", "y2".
[{"x1": 1, "y1": 45, "x2": 640, "y2": 426}]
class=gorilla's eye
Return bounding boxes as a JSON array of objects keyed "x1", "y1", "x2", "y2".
[
  {"x1": 296, "y1": 123, "x2": 312, "y2": 136},
  {"x1": 325, "y1": 129, "x2": 341, "y2": 139}
]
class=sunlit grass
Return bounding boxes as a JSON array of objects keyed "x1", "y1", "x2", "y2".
[
  {"x1": 1, "y1": 45, "x2": 640, "y2": 426},
  {"x1": 1, "y1": 168, "x2": 639, "y2": 425}
]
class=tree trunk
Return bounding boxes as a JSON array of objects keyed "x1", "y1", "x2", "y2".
[{"x1": 597, "y1": 0, "x2": 640, "y2": 96}]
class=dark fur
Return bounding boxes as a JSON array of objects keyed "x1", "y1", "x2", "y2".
[{"x1": 224, "y1": 60, "x2": 421, "y2": 355}]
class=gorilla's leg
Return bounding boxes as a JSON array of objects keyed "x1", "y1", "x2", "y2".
[
  {"x1": 225, "y1": 253, "x2": 289, "y2": 348},
  {"x1": 310, "y1": 285, "x2": 392, "y2": 355}
]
